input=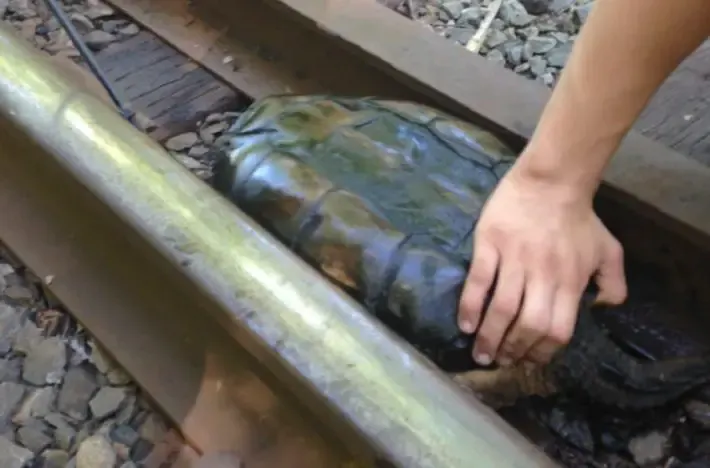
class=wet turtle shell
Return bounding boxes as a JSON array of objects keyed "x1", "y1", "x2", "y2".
[
  {"x1": 211, "y1": 96, "x2": 710, "y2": 410},
  {"x1": 211, "y1": 95, "x2": 518, "y2": 371}
]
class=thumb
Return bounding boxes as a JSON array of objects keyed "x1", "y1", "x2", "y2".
[{"x1": 594, "y1": 236, "x2": 627, "y2": 305}]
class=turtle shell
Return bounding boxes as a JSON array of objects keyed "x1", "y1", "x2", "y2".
[{"x1": 212, "y1": 95, "x2": 518, "y2": 372}]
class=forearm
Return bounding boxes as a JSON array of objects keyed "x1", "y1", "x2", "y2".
[{"x1": 516, "y1": 0, "x2": 710, "y2": 200}]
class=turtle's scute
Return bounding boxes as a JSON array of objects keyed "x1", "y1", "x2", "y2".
[{"x1": 212, "y1": 95, "x2": 710, "y2": 407}]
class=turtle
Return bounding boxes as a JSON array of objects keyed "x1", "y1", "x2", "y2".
[{"x1": 210, "y1": 95, "x2": 710, "y2": 410}]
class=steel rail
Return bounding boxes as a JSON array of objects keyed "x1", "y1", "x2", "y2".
[{"x1": 0, "y1": 23, "x2": 557, "y2": 468}]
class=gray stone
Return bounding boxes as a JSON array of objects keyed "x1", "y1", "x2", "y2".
[
  {"x1": 165, "y1": 132, "x2": 199, "y2": 152},
  {"x1": 84, "y1": 4, "x2": 115, "y2": 20},
  {"x1": 13, "y1": 387, "x2": 55, "y2": 425},
  {"x1": 90, "y1": 386, "x2": 127, "y2": 419},
  {"x1": 0, "y1": 382, "x2": 25, "y2": 426},
  {"x1": 83, "y1": 30, "x2": 116, "y2": 51},
  {"x1": 549, "y1": 0, "x2": 574, "y2": 12},
  {"x1": 4, "y1": 284, "x2": 34, "y2": 302},
  {"x1": 516, "y1": 25, "x2": 538, "y2": 39},
  {"x1": 58, "y1": 367, "x2": 98, "y2": 421},
  {"x1": 628, "y1": 431, "x2": 669, "y2": 467},
  {"x1": 573, "y1": 3, "x2": 593, "y2": 25},
  {"x1": 529, "y1": 56, "x2": 548, "y2": 77},
  {"x1": 188, "y1": 145, "x2": 210, "y2": 159},
  {"x1": 107, "y1": 368, "x2": 131, "y2": 386},
  {"x1": 0, "y1": 358, "x2": 22, "y2": 381},
  {"x1": 440, "y1": 1, "x2": 464, "y2": 19},
  {"x1": 23, "y1": 337, "x2": 67, "y2": 385},
  {"x1": 138, "y1": 412, "x2": 168, "y2": 443},
  {"x1": 69, "y1": 13, "x2": 94, "y2": 35},
  {"x1": 526, "y1": 36, "x2": 557, "y2": 54},
  {"x1": 17, "y1": 422, "x2": 53, "y2": 453},
  {"x1": 549, "y1": 31, "x2": 570, "y2": 43},
  {"x1": 485, "y1": 49, "x2": 506, "y2": 67},
  {"x1": 686, "y1": 400, "x2": 710, "y2": 429},
  {"x1": 500, "y1": 0, "x2": 533, "y2": 27},
  {"x1": 485, "y1": 29, "x2": 508, "y2": 48},
  {"x1": 115, "y1": 395, "x2": 137, "y2": 425},
  {"x1": 111, "y1": 424, "x2": 140, "y2": 447},
  {"x1": 458, "y1": 6, "x2": 483, "y2": 26},
  {"x1": 13, "y1": 320, "x2": 43, "y2": 355},
  {"x1": 504, "y1": 43, "x2": 524, "y2": 65},
  {"x1": 445, "y1": 27, "x2": 472, "y2": 45},
  {"x1": 118, "y1": 24, "x2": 139, "y2": 38},
  {"x1": 0, "y1": 435, "x2": 33, "y2": 468},
  {"x1": 41, "y1": 449, "x2": 70, "y2": 468},
  {"x1": 540, "y1": 72, "x2": 555, "y2": 87},
  {"x1": 546, "y1": 43, "x2": 572, "y2": 67},
  {"x1": 0, "y1": 303, "x2": 21, "y2": 355},
  {"x1": 76, "y1": 435, "x2": 117, "y2": 468},
  {"x1": 518, "y1": 0, "x2": 549, "y2": 15}
]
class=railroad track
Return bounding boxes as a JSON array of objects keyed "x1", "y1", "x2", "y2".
[{"x1": 2, "y1": 1, "x2": 710, "y2": 467}]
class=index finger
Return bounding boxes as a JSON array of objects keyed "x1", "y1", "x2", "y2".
[{"x1": 459, "y1": 241, "x2": 499, "y2": 334}]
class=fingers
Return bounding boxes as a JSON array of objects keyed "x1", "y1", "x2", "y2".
[
  {"x1": 472, "y1": 258, "x2": 525, "y2": 366},
  {"x1": 459, "y1": 241, "x2": 499, "y2": 334},
  {"x1": 595, "y1": 236, "x2": 627, "y2": 305},
  {"x1": 499, "y1": 277, "x2": 556, "y2": 364},
  {"x1": 527, "y1": 285, "x2": 580, "y2": 363}
]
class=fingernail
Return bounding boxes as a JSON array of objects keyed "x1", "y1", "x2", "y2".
[
  {"x1": 459, "y1": 320, "x2": 474, "y2": 334},
  {"x1": 475, "y1": 353, "x2": 492, "y2": 366}
]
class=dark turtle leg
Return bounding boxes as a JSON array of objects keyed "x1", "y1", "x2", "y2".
[{"x1": 547, "y1": 305, "x2": 710, "y2": 410}]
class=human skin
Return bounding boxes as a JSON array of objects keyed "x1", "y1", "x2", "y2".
[{"x1": 458, "y1": 0, "x2": 710, "y2": 367}]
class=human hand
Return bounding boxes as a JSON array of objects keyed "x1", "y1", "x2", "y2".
[{"x1": 458, "y1": 164, "x2": 628, "y2": 366}]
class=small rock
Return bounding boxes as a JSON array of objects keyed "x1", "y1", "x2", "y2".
[
  {"x1": 516, "y1": 25, "x2": 539, "y2": 39},
  {"x1": 549, "y1": 31, "x2": 570, "y2": 43},
  {"x1": 500, "y1": 0, "x2": 533, "y2": 27},
  {"x1": 518, "y1": 0, "x2": 549, "y2": 15},
  {"x1": 90, "y1": 386, "x2": 127, "y2": 419},
  {"x1": 175, "y1": 154, "x2": 207, "y2": 172},
  {"x1": 83, "y1": 30, "x2": 116, "y2": 51},
  {"x1": 111, "y1": 424, "x2": 140, "y2": 447},
  {"x1": 131, "y1": 438, "x2": 153, "y2": 461},
  {"x1": 526, "y1": 36, "x2": 557, "y2": 54},
  {"x1": 58, "y1": 366, "x2": 98, "y2": 421},
  {"x1": 485, "y1": 49, "x2": 506, "y2": 67},
  {"x1": 0, "y1": 303, "x2": 21, "y2": 355},
  {"x1": 188, "y1": 145, "x2": 210, "y2": 159},
  {"x1": 458, "y1": 6, "x2": 483, "y2": 26},
  {"x1": 69, "y1": 13, "x2": 94, "y2": 35},
  {"x1": 448, "y1": 27, "x2": 475, "y2": 45},
  {"x1": 13, "y1": 387, "x2": 55, "y2": 424},
  {"x1": 440, "y1": 1, "x2": 464, "y2": 19},
  {"x1": 23, "y1": 337, "x2": 67, "y2": 385},
  {"x1": 546, "y1": 43, "x2": 572, "y2": 67},
  {"x1": 0, "y1": 382, "x2": 26, "y2": 426},
  {"x1": 686, "y1": 400, "x2": 710, "y2": 429},
  {"x1": 4, "y1": 284, "x2": 34, "y2": 302},
  {"x1": 76, "y1": 435, "x2": 117, "y2": 468},
  {"x1": 573, "y1": 3, "x2": 593, "y2": 25},
  {"x1": 118, "y1": 24, "x2": 140, "y2": 38},
  {"x1": 504, "y1": 43, "x2": 524, "y2": 65},
  {"x1": 45, "y1": 413, "x2": 75, "y2": 451},
  {"x1": 100, "y1": 19, "x2": 127, "y2": 33},
  {"x1": 14, "y1": 320, "x2": 43, "y2": 355},
  {"x1": 17, "y1": 422, "x2": 53, "y2": 453},
  {"x1": 84, "y1": 4, "x2": 115, "y2": 20},
  {"x1": 139, "y1": 412, "x2": 168, "y2": 443},
  {"x1": 540, "y1": 72, "x2": 555, "y2": 87},
  {"x1": 0, "y1": 435, "x2": 33, "y2": 468},
  {"x1": 0, "y1": 357, "x2": 22, "y2": 381},
  {"x1": 41, "y1": 449, "x2": 70, "y2": 468},
  {"x1": 165, "y1": 132, "x2": 199, "y2": 151},
  {"x1": 628, "y1": 431, "x2": 669, "y2": 467},
  {"x1": 198, "y1": 122, "x2": 229, "y2": 144},
  {"x1": 549, "y1": 0, "x2": 574, "y2": 12},
  {"x1": 106, "y1": 368, "x2": 131, "y2": 385},
  {"x1": 529, "y1": 56, "x2": 548, "y2": 77},
  {"x1": 485, "y1": 29, "x2": 508, "y2": 48}
]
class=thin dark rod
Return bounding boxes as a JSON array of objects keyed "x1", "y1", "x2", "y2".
[{"x1": 42, "y1": 0, "x2": 135, "y2": 122}]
